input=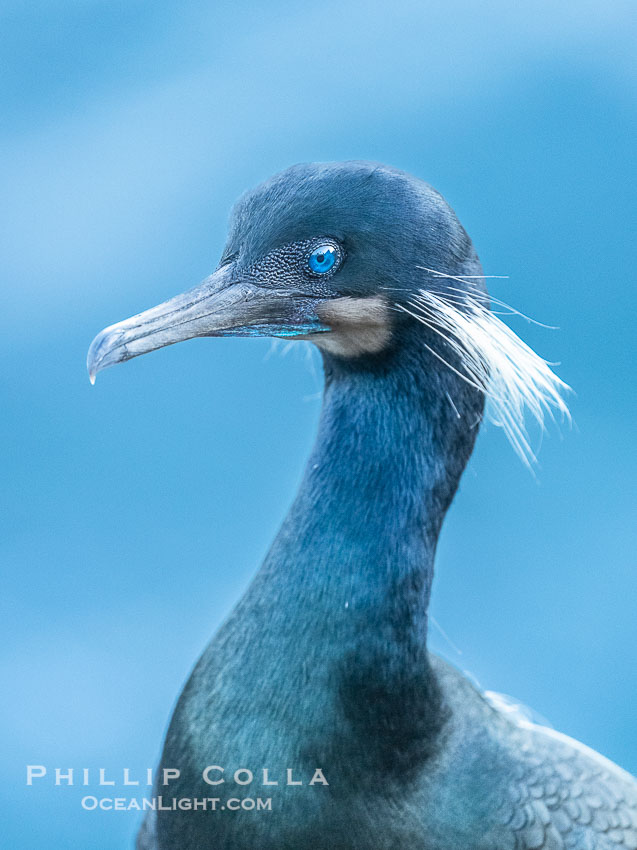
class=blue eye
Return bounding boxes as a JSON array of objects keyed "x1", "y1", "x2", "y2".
[{"x1": 308, "y1": 244, "x2": 339, "y2": 275}]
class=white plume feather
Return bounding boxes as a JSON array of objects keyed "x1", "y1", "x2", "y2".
[{"x1": 397, "y1": 280, "x2": 571, "y2": 466}]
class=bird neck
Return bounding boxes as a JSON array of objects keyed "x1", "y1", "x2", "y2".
[
  {"x1": 271, "y1": 345, "x2": 480, "y2": 619},
  {"x1": 247, "y1": 345, "x2": 481, "y2": 774},
  {"x1": 253, "y1": 341, "x2": 480, "y2": 654},
  {"x1": 217, "y1": 343, "x2": 482, "y2": 777}
]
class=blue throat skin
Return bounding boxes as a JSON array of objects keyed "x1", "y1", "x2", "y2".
[{"x1": 154, "y1": 335, "x2": 484, "y2": 849}]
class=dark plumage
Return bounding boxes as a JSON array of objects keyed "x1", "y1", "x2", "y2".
[{"x1": 88, "y1": 161, "x2": 637, "y2": 850}]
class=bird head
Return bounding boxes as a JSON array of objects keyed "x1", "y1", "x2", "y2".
[
  {"x1": 88, "y1": 161, "x2": 474, "y2": 371},
  {"x1": 87, "y1": 161, "x2": 568, "y2": 463}
]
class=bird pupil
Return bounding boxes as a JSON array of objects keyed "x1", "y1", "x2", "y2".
[{"x1": 317, "y1": 253, "x2": 325, "y2": 263}]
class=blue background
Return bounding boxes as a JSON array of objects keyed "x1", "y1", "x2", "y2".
[{"x1": 1, "y1": 1, "x2": 636, "y2": 847}]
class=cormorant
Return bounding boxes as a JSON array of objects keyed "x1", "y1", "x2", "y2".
[{"x1": 88, "y1": 162, "x2": 637, "y2": 849}]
